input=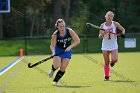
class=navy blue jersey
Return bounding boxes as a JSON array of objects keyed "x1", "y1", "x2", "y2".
[{"x1": 56, "y1": 28, "x2": 72, "y2": 49}]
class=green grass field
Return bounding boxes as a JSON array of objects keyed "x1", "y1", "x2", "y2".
[{"x1": 0, "y1": 52, "x2": 140, "y2": 93}]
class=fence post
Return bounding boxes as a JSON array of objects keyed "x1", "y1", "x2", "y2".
[
  {"x1": 83, "y1": 35, "x2": 87, "y2": 53},
  {"x1": 24, "y1": 8, "x2": 27, "y2": 55}
]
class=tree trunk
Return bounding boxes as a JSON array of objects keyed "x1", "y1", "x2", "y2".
[
  {"x1": 54, "y1": 0, "x2": 62, "y2": 21},
  {"x1": 65, "y1": 0, "x2": 70, "y2": 25},
  {"x1": 36, "y1": 16, "x2": 39, "y2": 36},
  {"x1": 0, "y1": 14, "x2": 3, "y2": 39},
  {"x1": 30, "y1": 14, "x2": 36, "y2": 37}
]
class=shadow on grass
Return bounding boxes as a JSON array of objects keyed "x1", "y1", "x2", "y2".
[
  {"x1": 109, "y1": 80, "x2": 138, "y2": 87},
  {"x1": 110, "y1": 80, "x2": 135, "y2": 83},
  {"x1": 59, "y1": 85, "x2": 91, "y2": 88}
]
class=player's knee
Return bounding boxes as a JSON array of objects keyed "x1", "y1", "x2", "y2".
[
  {"x1": 112, "y1": 59, "x2": 118, "y2": 63},
  {"x1": 60, "y1": 66, "x2": 67, "y2": 72},
  {"x1": 53, "y1": 64, "x2": 61, "y2": 69}
]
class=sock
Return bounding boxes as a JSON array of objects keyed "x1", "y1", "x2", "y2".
[
  {"x1": 53, "y1": 70, "x2": 65, "y2": 82},
  {"x1": 52, "y1": 65, "x2": 56, "y2": 71},
  {"x1": 104, "y1": 65, "x2": 110, "y2": 78}
]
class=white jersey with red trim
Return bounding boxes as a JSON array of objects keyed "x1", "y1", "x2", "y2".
[{"x1": 101, "y1": 21, "x2": 118, "y2": 51}]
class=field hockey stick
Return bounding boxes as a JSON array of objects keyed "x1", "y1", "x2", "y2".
[
  {"x1": 86, "y1": 23, "x2": 121, "y2": 37},
  {"x1": 28, "y1": 51, "x2": 65, "y2": 68}
]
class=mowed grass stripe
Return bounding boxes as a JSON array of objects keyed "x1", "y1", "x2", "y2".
[{"x1": 0, "y1": 52, "x2": 140, "y2": 93}]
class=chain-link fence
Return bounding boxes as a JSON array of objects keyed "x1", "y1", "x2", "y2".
[
  {"x1": 0, "y1": 33, "x2": 140, "y2": 56},
  {"x1": 0, "y1": 3, "x2": 140, "y2": 56}
]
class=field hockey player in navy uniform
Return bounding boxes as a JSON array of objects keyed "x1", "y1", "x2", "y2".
[{"x1": 49, "y1": 19, "x2": 80, "y2": 86}]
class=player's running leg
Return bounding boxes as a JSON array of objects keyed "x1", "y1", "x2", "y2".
[
  {"x1": 110, "y1": 50, "x2": 118, "y2": 67},
  {"x1": 48, "y1": 65, "x2": 56, "y2": 78},
  {"x1": 103, "y1": 51, "x2": 110, "y2": 81},
  {"x1": 52, "y1": 58, "x2": 70, "y2": 86},
  {"x1": 49, "y1": 56, "x2": 61, "y2": 78}
]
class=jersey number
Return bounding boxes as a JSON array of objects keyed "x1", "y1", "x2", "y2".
[
  {"x1": 108, "y1": 33, "x2": 111, "y2": 39},
  {"x1": 63, "y1": 42, "x2": 66, "y2": 48}
]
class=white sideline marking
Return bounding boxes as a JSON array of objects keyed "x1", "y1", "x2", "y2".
[{"x1": 0, "y1": 57, "x2": 23, "y2": 75}]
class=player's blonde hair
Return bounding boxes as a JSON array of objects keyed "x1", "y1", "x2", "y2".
[{"x1": 105, "y1": 11, "x2": 114, "y2": 17}]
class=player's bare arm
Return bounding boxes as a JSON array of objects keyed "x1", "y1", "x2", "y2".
[
  {"x1": 50, "y1": 31, "x2": 57, "y2": 55},
  {"x1": 99, "y1": 24, "x2": 108, "y2": 39},
  {"x1": 115, "y1": 22, "x2": 125, "y2": 34},
  {"x1": 66, "y1": 28, "x2": 80, "y2": 51}
]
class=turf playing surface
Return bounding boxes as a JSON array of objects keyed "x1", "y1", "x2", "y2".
[{"x1": 0, "y1": 52, "x2": 140, "y2": 93}]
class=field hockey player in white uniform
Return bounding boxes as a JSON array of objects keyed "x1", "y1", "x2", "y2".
[{"x1": 99, "y1": 11, "x2": 125, "y2": 81}]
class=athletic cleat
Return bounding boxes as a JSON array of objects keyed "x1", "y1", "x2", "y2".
[
  {"x1": 110, "y1": 62, "x2": 115, "y2": 67},
  {"x1": 52, "y1": 82, "x2": 60, "y2": 86},
  {"x1": 104, "y1": 76, "x2": 109, "y2": 81},
  {"x1": 48, "y1": 70, "x2": 54, "y2": 78}
]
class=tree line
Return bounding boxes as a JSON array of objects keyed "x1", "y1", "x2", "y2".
[{"x1": 0, "y1": 0, "x2": 139, "y2": 39}]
